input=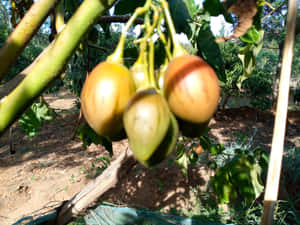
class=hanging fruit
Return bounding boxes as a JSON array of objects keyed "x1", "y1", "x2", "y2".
[
  {"x1": 163, "y1": 55, "x2": 220, "y2": 124},
  {"x1": 160, "y1": 0, "x2": 220, "y2": 136},
  {"x1": 80, "y1": 6, "x2": 148, "y2": 138},
  {"x1": 80, "y1": 62, "x2": 135, "y2": 137},
  {"x1": 123, "y1": 88, "x2": 178, "y2": 167}
]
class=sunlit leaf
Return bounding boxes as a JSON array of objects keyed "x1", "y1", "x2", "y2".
[{"x1": 175, "y1": 152, "x2": 189, "y2": 177}]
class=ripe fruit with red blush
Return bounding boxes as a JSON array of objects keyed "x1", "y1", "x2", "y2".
[{"x1": 163, "y1": 55, "x2": 220, "y2": 124}]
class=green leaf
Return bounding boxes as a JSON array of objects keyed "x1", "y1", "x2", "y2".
[
  {"x1": 77, "y1": 123, "x2": 113, "y2": 156},
  {"x1": 168, "y1": 0, "x2": 192, "y2": 35},
  {"x1": 18, "y1": 102, "x2": 54, "y2": 138},
  {"x1": 212, "y1": 164, "x2": 237, "y2": 203},
  {"x1": 209, "y1": 145, "x2": 218, "y2": 155},
  {"x1": 182, "y1": 0, "x2": 198, "y2": 17},
  {"x1": 237, "y1": 29, "x2": 264, "y2": 88},
  {"x1": 212, "y1": 153, "x2": 264, "y2": 205},
  {"x1": 240, "y1": 27, "x2": 260, "y2": 44},
  {"x1": 197, "y1": 22, "x2": 226, "y2": 82},
  {"x1": 175, "y1": 152, "x2": 189, "y2": 177},
  {"x1": 114, "y1": 0, "x2": 146, "y2": 15},
  {"x1": 203, "y1": 0, "x2": 233, "y2": 23}
]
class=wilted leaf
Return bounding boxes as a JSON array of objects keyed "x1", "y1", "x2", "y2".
[
  {"x1": 216, "y1": 0, "x2": 258, "y2": 42},
  {"x1": 228, "y1": 0, "x2": 257, "y2": 38}
]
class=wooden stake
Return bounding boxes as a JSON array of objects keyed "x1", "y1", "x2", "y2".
[{"x1": 261, "y1": 0, "x2": 297, "y2": 224}]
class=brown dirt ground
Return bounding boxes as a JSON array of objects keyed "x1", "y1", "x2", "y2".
[{"x1": 0, "y1": 90, "x2": 299, "y2": 225}]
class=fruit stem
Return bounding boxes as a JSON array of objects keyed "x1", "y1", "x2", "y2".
[
  {"x1": 146, "y1": 6, "x2": 159, "y2": 90},
  {"x1": 107, "y1": 0, "x2": 152, "y2": 64},
  {"x1": 160, "y1": 0, "x2": 188, "y2": 58},
  {"x1": 157, "y1": 10, "x2": 172, "y2": 60},
  {"x1": 149, "y1": 37, "x2": 157, "y2": 89}
]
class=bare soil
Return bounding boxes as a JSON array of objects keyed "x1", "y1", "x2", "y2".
[{"x1": 0, "y1": 90, "x2": 299, "y2": 225}]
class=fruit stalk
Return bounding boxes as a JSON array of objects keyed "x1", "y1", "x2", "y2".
[
  {"x1": 157, "y1": 11, "x2": 172, "y2": 60},
  {"x1": 145, "y1": 7, "x2": 159, "y2": 89},
  {"x1": 107, "y1": 0, "x2": 152, "y2": 64},
  {"x1": 160, "y1": 0, "x2": 187, "y2": 57}
]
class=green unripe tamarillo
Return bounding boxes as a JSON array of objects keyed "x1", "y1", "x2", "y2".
[
  {"x1": 123, "y1": 88, "x2": 178, "y2": 167},
  {"x1": 80, "y1": 61, "x2": 135, "y2": 138},
  {"x1": 163, "y1": 55, "x2": 220, "y2": 124}
]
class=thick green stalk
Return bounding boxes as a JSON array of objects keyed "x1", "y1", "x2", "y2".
[
  {"x1": 0, "y1": 0, "x2": 117, "y2": 136},
  {"x1": 0, "y1": 0, "x2": 60, "y2": 81}
]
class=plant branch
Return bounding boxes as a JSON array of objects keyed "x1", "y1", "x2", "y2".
[
  {"x1": 0, "y1": 0, "x2": 60, "y2": 82},
  {"x1": 0, "y1": 0, "x2": 117, "y2": 136},
  {"x1": 0, "y1": 41, "x2": 54, "y2": 99},
  {"x1": 262, "y1": 1, "x2": 286, "y2": 21},
  {"x1": 57, "y1": 149, "x2": 136, "y2": 225}
]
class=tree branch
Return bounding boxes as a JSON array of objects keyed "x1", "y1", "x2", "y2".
[
  {"x1": 57, "y1": 149, "x2": 136, "y2": 225},
  {"x1": 0, "y1": 0, "x2": 117, "y2": 136},
  {"x1": 0, "y1": 0, "x2": 60, "y2": 82},
  {"x1": 0, "y1": 41, "x2": 54, "y2": 99}
]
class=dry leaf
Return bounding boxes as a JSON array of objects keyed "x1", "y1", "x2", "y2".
[{"x1": 216, "y1": 0, "x2": 258, "y2": 42}]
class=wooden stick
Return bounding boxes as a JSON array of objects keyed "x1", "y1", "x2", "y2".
[
  {"x1": 56, "y1": 149, "x2": 135, "y2": 225},
  {"x1": 261, "y1": 0, "x2": 297, "y2": 224}
]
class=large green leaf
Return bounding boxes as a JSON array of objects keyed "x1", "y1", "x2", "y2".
[
  {"x1": 168, "y1": 0, "x2": 192, "y2": 35},
  {"x1": 212, "y1": 154, "x2": 264, "y2": 205},
  {"x1": 197, "y1": 22, "x2": 226, "y2": 82},
  {"x1": 212, "y1": 163, "x2": 237, "y2": 203},
  {"x1": 114, "y1": 0, "x2": 146, "y2": 15},
  {"x1": 203, "y1": 0, "x2": 233, "y2": 23}
]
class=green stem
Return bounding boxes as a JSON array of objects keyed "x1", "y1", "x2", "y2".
[
  {"x1": 0, "y1": 0, "x2": 60, "y2": 82},
  {"x1": 146, "y1": 7, "x2": 159, "y2": 89},
  {"x1": 160, "y1": 0, "x2": 187, "y2": 57},
  {"x1": 107, "y1": 0, "x2": 152, "y2": 64},
  {"x1": 157, "y1": 11, "x2": 172, "y2": 60},
  {"x1": 0, "y1": 0, "x2": 117, "y2": 136},
  {"x1": 149, "y1": 38, "x2": 157, "y2": 89}
]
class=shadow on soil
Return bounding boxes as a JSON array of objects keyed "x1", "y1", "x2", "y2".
[{"x1": 0, "y1": 106, "x2": 299, "y2": 171}]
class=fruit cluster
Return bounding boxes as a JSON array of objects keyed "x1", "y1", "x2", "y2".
[{"x1": 80, "y1": 0, "x2": 220, "y2": 167}]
